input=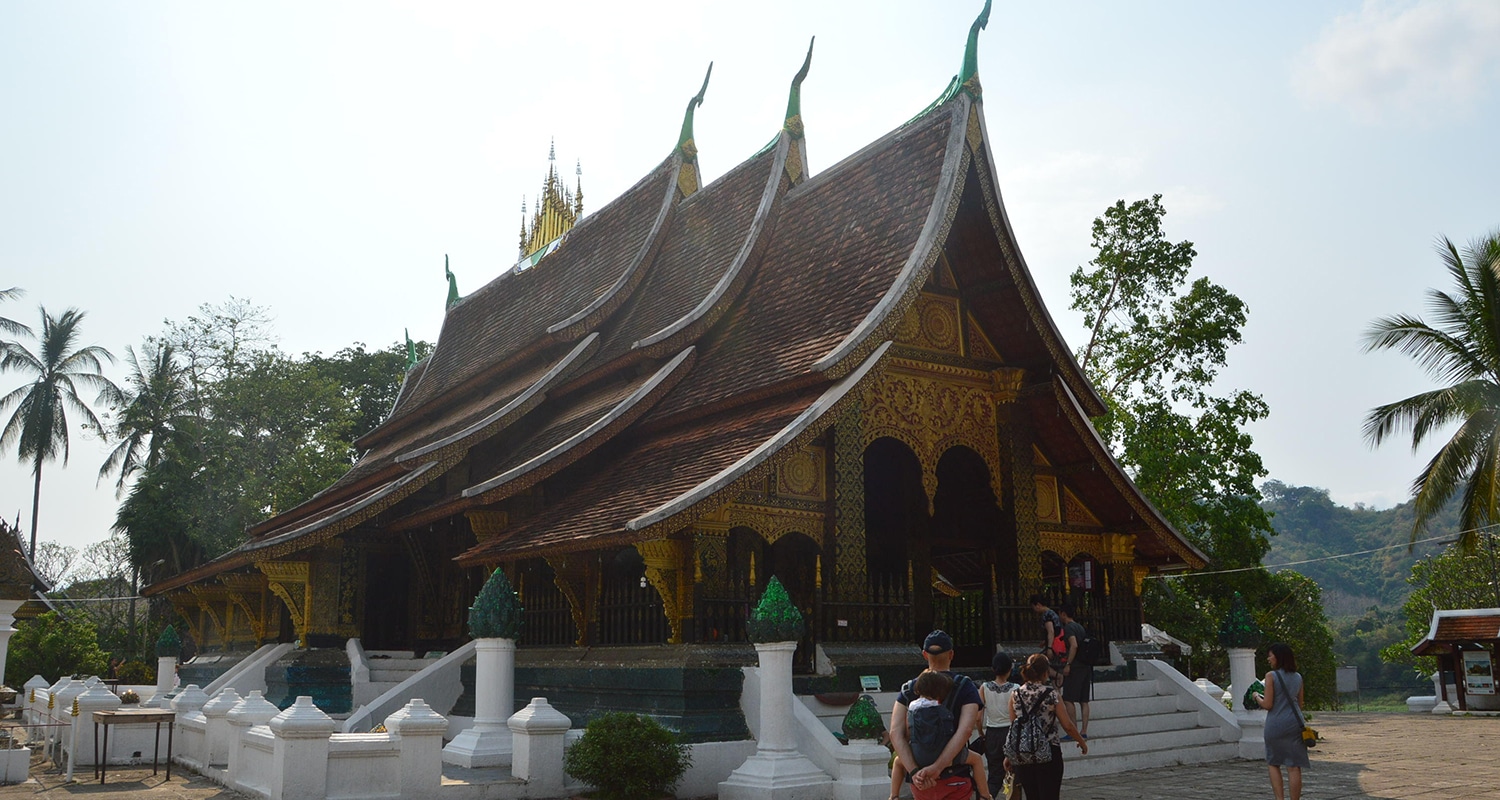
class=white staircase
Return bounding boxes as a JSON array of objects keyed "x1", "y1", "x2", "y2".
[
  {"x1": 1065, "y1": 665, "x2": 1241, "y2": 778},
  {"x1": 358, "y1": 650, "x2": 435, "y2": 708}
]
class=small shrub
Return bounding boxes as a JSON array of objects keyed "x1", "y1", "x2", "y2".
[
  {"x1": 119, "y1": 690, "x2": 140, "y2": 705},
  {"x1": 116, "y1": 660, "x2": 155, "y2": 685},
  {"x1": 564, "y1": 712, "x2": 691, "y2": 800}
]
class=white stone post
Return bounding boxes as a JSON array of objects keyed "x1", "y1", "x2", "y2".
[
  {"x1": 508, "y1": 697, "x2": 571, "y2": 790},
  {"x1": 0, "y1": 599, "x2": 21, "y2": 689},
  {"x1": 719, "y1": 641, "x2": 831, "y2": 800},
  {"x1": 202, "y1": 688, "x2": 243, "y2": 767},
  {"x1": 1227, "y1": 647, "x2": 1257, "y2": 711},
  {"x1": 172, "y1": 684, "x2": 210, "y2": 768},
  {"x1": 227, "y1": 690, "x2": 280, "y2": 785},
  {"x1": 22, "y1": 675, "x2": 47, "y2": 723},
  {"x1": 442, "y1": 637, "x2": 515, "y2": 767},
  {"x1": 386, "y1": 699, "x2": 449, "y2": 797},
  {"x1": 172, "y1": 683, "x2": 209, "y2": 716},
  {"x1": 51, "y1": 679, "x2": 86, "y2": 762},
  {"x1": 70, "y1": 683, "x2": 122, "y2": 779},
  {"x1": 831, "y1": 741, "x2": 891, "y2": 800},
  {"x1": 147, "y1": 655, "x2": 176, "y2": 708},
  {"x1": 268, "y1": 696, "x2": 337, "y2": 800}
]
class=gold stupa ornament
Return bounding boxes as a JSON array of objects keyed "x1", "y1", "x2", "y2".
[{"x1": 517, "y1": 140, "x2": 583, "y2": 268}]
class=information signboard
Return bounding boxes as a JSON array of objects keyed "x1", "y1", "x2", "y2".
[{"x1": 1463, "y1": 650, "x2": 1495, "y2": 695}]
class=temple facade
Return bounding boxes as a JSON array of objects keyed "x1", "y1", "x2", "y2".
[{"x1": 146, "y1": 29, "x2": 1205, "y2": 698}]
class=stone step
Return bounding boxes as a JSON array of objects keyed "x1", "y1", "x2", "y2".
[
  {"x1": 1089, "y1": 677, "x2": 1161, "y2": 701},
  {"x1": 1071, "y1": 722, "x2": 1224, "y2": 757},
  {"x1": 1079, "y1": 709, "x2": 1203, "y2": 739},
  {"x1": 1065, "y1": 741, "x2": 1241, "y2": 778},
  {"x1": 370, "y1": 669, "x2": 427, "y2": 683},
  {"x1": 1079, "y1": 693, "x2": 1180, "y2": 719}
]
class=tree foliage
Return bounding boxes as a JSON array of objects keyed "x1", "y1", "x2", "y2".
[
  {"x1": 1381, "y1": 535, "x2": 1500, "y2": 676},
  {"x1": 1072, "y1": 196, "x2": 1335, "y2": 705},
  {"x1": 110, "y1": 299, "x2": 427, "y2": 578},
  {"x1": 1363, "y1": 231, "x2": 1500, "y2": 550},
  {"x1": 5, "y1": 611, "x2": 109, "y2": 686}
]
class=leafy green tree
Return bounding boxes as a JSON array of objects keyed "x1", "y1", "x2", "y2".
[
  {"x1": 5, "y1": 611, "x2": 109, "y2": 685},
  {"x1": 1364, "y1": 231, "x2": 1500, "y2": 550},
  {"x1": 1381, "y1": 535, "x2": 1500, "y2": 676},
  {"x1": 305, "y1": 340, "x2": 432, "y2": 451},
  {"x1": 1072, "y1": 196, "x2": 1336, "y2": 702},
  {"x1": 0, "y1": 307, "x2": 120, "y2": 559}
]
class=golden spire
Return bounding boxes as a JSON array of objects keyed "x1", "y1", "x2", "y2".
[{"x1": 519, "y1": 140, "x2": 584, "y2": 261}]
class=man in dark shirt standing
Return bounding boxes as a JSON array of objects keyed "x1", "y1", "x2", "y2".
[
  {"x1": 1031, "y1": 594, "x2": 1065, "y2": 685},
  {"x1": 890, "y1": 630, "x2": 983, "y2": 794},
  {"x1": 1058, "y1": 603, "x2": 1091, "y2": 739}
]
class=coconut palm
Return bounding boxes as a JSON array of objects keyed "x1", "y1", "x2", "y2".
[
  {"x1": 0, "y1": 307, "x2": 120, "y2": 559},
  {"x1": 0, "y1": 287, "x2": 30, "y2": 340},
  {"x1": 1364, "y1": 232, "x2": 1500, "y2": 550},
  {"x1": 98, "y1": 341, "x2": 196, "y2": 493}
]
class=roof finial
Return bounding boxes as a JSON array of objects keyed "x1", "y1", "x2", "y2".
[
  {"x1": 677, "y1": 62, "x2": 713, "y2": 158},
  {"x1": 784, "y1": 37, "x2": 815, "y2": 136},
  {"x1": 958, "y1": 0, "x2": 991, "y2": 96},
  {"x1": 444, "y1": 254, "x2": 460, "y2": 309},
  {"x1": 549, "y1": 137, "x2": 556, "y2": 163},
  {"x1": 405, "y1": 328, "x2": 417, "y2": 370},
  {"x1": 574, "y1": 159, "x2": 584, "y2": 215}
]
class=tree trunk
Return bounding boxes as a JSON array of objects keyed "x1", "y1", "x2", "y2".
[{"x1": 29, "y1": 461, "x2": 41, "y2": 562}]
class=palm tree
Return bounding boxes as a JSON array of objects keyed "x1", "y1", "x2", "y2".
[
  {"x1": 0, "y1": 287, "x2": 30, "y2": 340},
  {"x1": 0, "y1": 307, "x2": 120, "y2": 559},
  {"x1": 1364, "y1": 232, "x2": 1500, "y2": 550},
  {"x1": 98, "y1": 341, "x2": 196, "y2": 493}
]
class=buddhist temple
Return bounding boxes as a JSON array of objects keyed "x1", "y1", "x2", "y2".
[{"x1": 145, "y1": 8, "x2": 1206, "y2": 735}]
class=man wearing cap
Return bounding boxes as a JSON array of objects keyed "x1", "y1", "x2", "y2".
[{"x1": 890, "y1": 630, "x2": 984, "y2": 794}]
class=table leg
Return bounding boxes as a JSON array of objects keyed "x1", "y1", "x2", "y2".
[
  {"x1": 153, "y1": 721, "x2": 160, "y2": 776},
  {"x1": 100, "y1": 725, "x2": 109, "y2": 784},
  {"x1": 93, "y1": 721, "x2": 99, "y2": 782},
  {"x1": 166, "y1": 720, "x2": 174, "y2": 780}
]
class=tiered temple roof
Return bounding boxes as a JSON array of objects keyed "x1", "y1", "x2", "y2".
[{"x1": 148, "y1": 16, "x2": 1204, "y2": 599}]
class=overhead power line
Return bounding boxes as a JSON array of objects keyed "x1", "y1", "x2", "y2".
[{"x1": 1145, "y1": 529, "x2": 1481, "y2": 581}]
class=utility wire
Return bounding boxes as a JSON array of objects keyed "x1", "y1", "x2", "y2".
[{"x1": 1145, "y1": 529, "x2": 1474, "y2": 580}]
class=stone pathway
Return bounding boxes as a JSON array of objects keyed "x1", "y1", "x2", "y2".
[
  {"x1": 1063, "y1": 713, "x2": 1500, "y2": 799},
  {"x1": 3, "y1": 712, "x2": 1496, "y2": 798}
]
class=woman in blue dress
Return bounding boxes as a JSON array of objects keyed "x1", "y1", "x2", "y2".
[{"x1": 1253, "y1": 642, "x2": 1310, "y2": 800}]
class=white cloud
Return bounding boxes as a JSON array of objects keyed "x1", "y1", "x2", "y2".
[{"x1": 1295, "y1": 1, "x2": 1500, "y2": 122}]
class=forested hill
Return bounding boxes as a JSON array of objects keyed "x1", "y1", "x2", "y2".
[{"x1": 1262, "y1": 480, "x2": 1454, "y2": 618}]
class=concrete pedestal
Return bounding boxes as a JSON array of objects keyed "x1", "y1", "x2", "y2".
[
  {"x1": 831, "y1": 741, "x2": 891, "y2": 800},
  {"x1": 1235, "y1": 709, "x2": 1267, "y2": 759},
  {"x1": 1228, "y1": 647, "x2": 1257, "y2": 713},
  {"x1": 719, "y1": 641, "x2": 832, "y2": 800},
  {"x1": 442, "y1": 638, "x2": 515, "y2": 768},
  {"x1": 146, "y1": 656, "x2": 176, "y2": 708},
  {"x1": 0, "y1": 600, "x2": 21, "y2": 689}
]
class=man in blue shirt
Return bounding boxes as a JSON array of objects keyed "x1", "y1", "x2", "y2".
[{"x1": 890, "y1": 630, "x2": 984, "y2": 794}]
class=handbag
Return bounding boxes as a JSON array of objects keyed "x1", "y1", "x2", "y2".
[
  {"x1": 1002, "y1": 689, "x2": 1054, "y2": 765},
  {"x1": 1273, "y1": 671, "x2": 1318, "y2": 748}
]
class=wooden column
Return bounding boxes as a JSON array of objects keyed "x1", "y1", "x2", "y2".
[{"x1": 994, "y1": 372, "x2": 1040, "y2": 588}]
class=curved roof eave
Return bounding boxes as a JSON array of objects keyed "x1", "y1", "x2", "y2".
[
  {"x1": 810, "y1": 97, "x2": 971, "y2": 379},
  {"x1": 633, "y1": 133, "x2": 791, "y2": 356}
]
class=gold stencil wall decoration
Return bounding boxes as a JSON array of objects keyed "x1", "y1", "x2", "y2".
[
  {"x1": 1035, "y1": 476, "x2": 1060, "y2": 523},
  {"x1": 727, "y1": 503, "x2": 825, "y2": 546},
  {"x1": 1037, "y1": 531, "x2": 1103, "y2": 564},
  {"x1": 776, "y1": 445, "x2": 826, "y2": 501},
  {"x1": 833, "y1": 411, "x2": 869, "y2": 603},
  {"x1": 860, "y1": 360, "x2": 1003, "y2": 510},
  {"x1": 1062, "y1": 488, "x2": 1102, "y2": 527},
  {"x1": 894, "y1": 294, "x2": 963, "y2": 356}
]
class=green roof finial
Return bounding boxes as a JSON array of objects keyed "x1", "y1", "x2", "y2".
[
  {"x1": 444, "y1": 254, "x2": 460, "y2": 309},
  {"x1": 747, "y1": 575, "x2": 804, "y2": 643},
  {"x1": 405, "y1": 328, "x2": 417, "y2": 370},
  {"x1": 1217, "y1": 592, "x2": 1263, "y2": 649},
  {"x1": 155, "y1": 623, "x2": 181, "y2": 659},
  {"x1": 958, "y1": 0, "x2": 992, "y2": 96},
  {"x1": 677, "y1": 63, "x2": 713, "y2": 158},
  {"x1": 783, "y1": 37, "x2": 815, "y2": 136},
  {"x1": 468, "y1": 568, "x2": 524, "y2": 640}
]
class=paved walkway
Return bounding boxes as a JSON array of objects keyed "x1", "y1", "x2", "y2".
[
  {"x1": 2, "y1": 712, "x2": 1497, "y2": 798},
  {"x1": 1064, "y1": 713, "x2": 1500, "y2": 799}
]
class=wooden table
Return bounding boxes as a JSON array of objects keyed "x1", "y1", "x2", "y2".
[{"x1": 92, "y1": 709, "x2": 175, "y2": 784}]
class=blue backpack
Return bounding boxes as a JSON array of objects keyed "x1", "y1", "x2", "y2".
[{"x1": 902, "y1": 673, "x2": 975, "y2": 768}]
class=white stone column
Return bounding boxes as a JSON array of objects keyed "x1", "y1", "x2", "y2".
[
  {"x1": 70, "y1": 683, "x2": 122, "y2": 778},
  {"x1": 269, "y1": 697, "x2": 337, "y2": 800},
  {"x1": 0, "y1": 599, "x2": 21, "y2": 689},
  {"x1": 719, "y1": 641, "x2": 832, "y2": 800},
  {"x1": 1227, "y1": 647, "x2": 1257, "y2": 711},
  {"x1": 146, "y1": 655, "x2": 176, "y2": 708},
  {"x1": 227, "y1": 690, "x2": 280, "y2": 784},
  {"x1": 202, "y1": 688, "x2": 242, "y2": 767},
  {"x1": 508, "y1": 697, "x2": 571, "y2": 790},
  {"x1": 386, "y1": 699, "x2": 448, "y2": 797},
  {"x1": 442, "y1": 637, "x2": 515, "y2": 767}
]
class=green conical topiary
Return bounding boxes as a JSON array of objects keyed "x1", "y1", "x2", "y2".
[
  {"x1": 1217, "y1": 592, "x2": 1262, "y2": 649},
  {"x1": 469, "y1": 568, "x2": 524, "y2": 640},
  {"x1": 155, "y1": 624, "x2": 181, "y2": 659},
  {"x1": 746, "y1": 576, "x2": 803, "y2": 644},
  {"x1": 841, "y1": 694, "x2": 885, "y2": 741}
]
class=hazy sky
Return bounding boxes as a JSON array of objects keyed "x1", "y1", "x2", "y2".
[{"x1": 4, "y1": 1, "x2": 1500, "y2": 552}]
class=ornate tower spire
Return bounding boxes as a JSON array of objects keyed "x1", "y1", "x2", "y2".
[
  {"x1": 445, "y1": 254, "x2": 460, "y2": 309},
  {"x1": 519, "y1": 142, "x2": 583, "y2": 264},
  {"x1": 574, "y1": 159, "x2": 584, "y2": 215}
]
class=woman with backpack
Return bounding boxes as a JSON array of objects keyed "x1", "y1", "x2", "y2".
[
  {"x1": 1003, "y1": 653, "x2": 1087, "y2": 800},
  {"x1": 1252, "y1": 643, "x2": 1310, "y2": 800}
]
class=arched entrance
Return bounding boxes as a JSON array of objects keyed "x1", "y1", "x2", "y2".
[
  {"x1": 931, "y1": 445, "x2": 1005, "y2": 665},
  {"x1": 864, "y1": 437, "x2": 926, "y2": 643}
]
